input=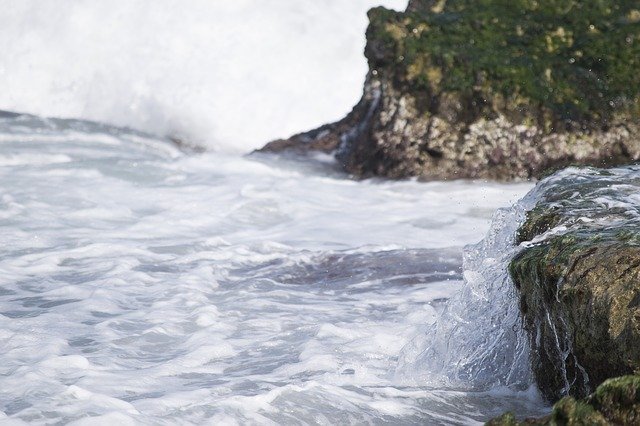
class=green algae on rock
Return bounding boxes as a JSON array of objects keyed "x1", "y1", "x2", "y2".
[
  {"x1": 368, "y1": 0, "x2": 640, "y2": 122},
  {"x1": 487, "y1": 375, "x2": 640, "y2": 425},
  {"x1": 509, "y1": 166, "x2": 640, "y2": 401},
  {"x1": 258, "y1": 0, "x2": 640, "y2": 180}
]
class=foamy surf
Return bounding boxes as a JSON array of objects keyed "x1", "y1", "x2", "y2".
[
  {"x1": 0, "y1": 114, "x2": 547, "y2": 424},
  {"x1": 0, "y1": 0, "x2": 558, "y2": 422}
]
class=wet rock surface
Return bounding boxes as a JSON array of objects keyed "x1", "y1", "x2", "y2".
[
  {"x1": 258, "y1": 1, "x2": 640, "y2": 180},
  {"x1": 509, "y1": 166, "x2": 640, "y2": 401}
]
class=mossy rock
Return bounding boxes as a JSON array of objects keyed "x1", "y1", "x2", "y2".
[
  {"x1": 487, "y1": 375, "x2": 640, "y2": 425},
  {"x1": 509, "y1": 166, "x2": 640, "y2": 401},
  {"x1": 515, "y1": 206, "x2": 563, "y2": 244},
  {"x1": 367, "y1": 0, "x2": 640, "y2": 125},
  {"x1": 259, "y1": 1, "x2": 640, "y2": 181},
  {"x1": 588, "y1": 375, "x2": 640, "y2": 424}
]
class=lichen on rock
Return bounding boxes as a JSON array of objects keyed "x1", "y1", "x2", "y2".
[{"x1": 258, "y1": 0, "x2": 640, "y2": 181}]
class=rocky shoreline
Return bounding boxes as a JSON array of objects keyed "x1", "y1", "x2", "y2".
[{"x1": 258, "y1": 0, "x2": 640, "y2": 180}]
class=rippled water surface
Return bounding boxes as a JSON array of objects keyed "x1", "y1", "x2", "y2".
[{"x1": 0, "y1": 115, "x2": 546, "y2": 424}]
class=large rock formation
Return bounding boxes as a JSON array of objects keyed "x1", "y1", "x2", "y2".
[
  {"x1": 258, "y1": 0, "x2": 640, "y2": 180},
  {"x1": 509, "y1": 166, "x2": 640, "y2": 402}
]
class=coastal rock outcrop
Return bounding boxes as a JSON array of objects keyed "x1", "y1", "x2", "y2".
[
  {"x1": 258, "y1": 0, "x2": 640, "y2": 180},
  {"x1": 509, "y1": 166, "x2": 640, "y2": 402}
]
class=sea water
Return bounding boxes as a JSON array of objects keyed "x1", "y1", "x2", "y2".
[
  {"x1": 0, "y1": 1, "x2": 550, "y2": 423},
  {"x1": 0, "y1": 115, "x2": 547, "y2": 425}
]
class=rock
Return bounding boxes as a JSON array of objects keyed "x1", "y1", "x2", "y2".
[
  {"x1": 509, "y1": 166, "x2": 640, "y2": 401},
  {"x1": 257, "y1": 1, "x2": 640, "y2": 181},
  {"x1": 487, "y1": 375, "x2": 640, "y2": 425}
]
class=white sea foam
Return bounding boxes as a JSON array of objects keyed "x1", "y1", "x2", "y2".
[
  {"x1": 396, "y1": 199, "x2": 537, "y2": 391},
  {"x1": 0, "y1": 118, "x2": 547, "y2": 424},
  {"x1": 0, "y1": 0, "x2": 406, "y2": 152},
  {"x1": 0, "y1": 1, "x2": 552, "y2": 422}
]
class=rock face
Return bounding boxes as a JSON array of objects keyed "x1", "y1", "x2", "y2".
[
  {"x1": 258, "y1": 0, "x2": 640, "y2": 180},
  {"x1": 509, "y1": 166, "x2": 640, "y2": 401},
  {"x1": 487, "y1": 375, "x2": 640, "y2": 425}
]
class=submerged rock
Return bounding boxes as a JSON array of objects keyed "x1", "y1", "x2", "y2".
[
  {"x1": 487, "y1": 375, "x2": 640, "y2": 425},
  {"x1": 258, "y1": 1, "x2": 640, "y2": 180},
  {"x1": 509, "y1": 166, "x2": 640, "y2": 401}
]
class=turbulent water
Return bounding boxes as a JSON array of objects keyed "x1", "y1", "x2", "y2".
[
  {"x1": 396, "y1": 200, "x2": 535, "y2": 391},
  {"x1": 0, "y1": 114, "x2": 550, "y2": 424},
  {"x1": 0, "y1": 1, "x2": 556, "y2": 423}
]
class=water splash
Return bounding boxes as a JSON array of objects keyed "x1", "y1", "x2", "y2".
[
  {"x1": 398, "y1": 164, "x2": 640, "y2": 396},
  {"x1": 396, "y1": 186, "x2": 543, "y2": 391},
  {"x1": 0, "y1": 0, "x2": 407, "y2": 151}
]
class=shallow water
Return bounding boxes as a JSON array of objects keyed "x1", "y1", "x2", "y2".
[{"x1": 0, "y1": 115, "x2": 548, "y2": 424}]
